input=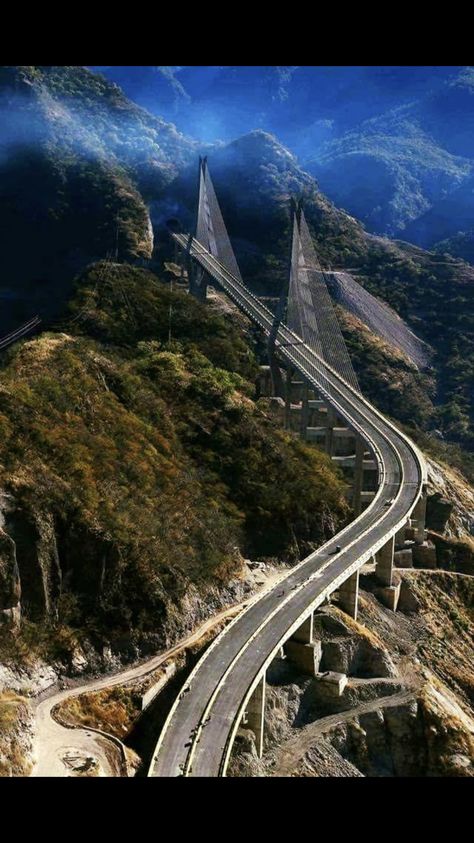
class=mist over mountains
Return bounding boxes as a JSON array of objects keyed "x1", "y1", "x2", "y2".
[{"x1": 91, "y1": 65, "x2": 474, "y2": 251}]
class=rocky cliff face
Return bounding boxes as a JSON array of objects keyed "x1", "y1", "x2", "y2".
[{"x1": 229, "y1": 571, "x2": 474, "y2": 777}]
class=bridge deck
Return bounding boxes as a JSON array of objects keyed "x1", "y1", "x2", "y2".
[{"x1": 149, "y1": 234, "x2": 425, "y2": 777}]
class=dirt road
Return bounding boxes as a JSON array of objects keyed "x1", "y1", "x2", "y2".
[{"x1": 31, "y1": 567, "x2": 286, "y2": 777}]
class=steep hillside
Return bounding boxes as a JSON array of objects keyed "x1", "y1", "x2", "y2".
[
  {"x1": 402, "y1": 173, "x2": 474, "y2": 247},
  {"x1": 0, "y1": 264, "x2": 348, "y2": 669},
  {"x1": 0, "y1": 65, "x2": 195, "y2": 331},
  {"x1": 305, "y1": 68, "x2": 474, "y2": 243},
  {"x1": 434, "y1": 230, "x2": 474, "y2": 265}
]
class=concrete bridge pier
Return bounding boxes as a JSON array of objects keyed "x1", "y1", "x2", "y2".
[
  {"x1": 283, "y1": 614, "x2": 322, "y2": 676},
  {"x1": 338, "y1": 569, "x2": 359, "y2": 621},
  {"x1": 299, "y1": 382, "x2": 310, "y2": 438},
  {"x1": 395, "y1": 523, "x2": 407, "y2": 548},
  {"x1": 412, "y1": 487, "x2": 427, "y2": 544},
  {"x1": 189, "y1": 261, "x2": 209, "y2": 302},
  {"x1": 352, "y1": 436, "x2": 365, "y2": 516},
  {"x1": 284, "y1": 367, "x2": 295, "y2": 429},
  {"x1": 375, "y1": 535, "x2": 395, "y2": 586},
  {"x1": 244, "y1": 675, "x2": 266, "y2": 758},
  {"x1": 375, "y1": 535, "x2": 400, "y2": 611},
  {"x1": 324, "y1": 406, "x2": 337, "y2": 455}
]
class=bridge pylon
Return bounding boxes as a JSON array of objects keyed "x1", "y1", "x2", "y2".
[{"x1": 267, "y1": 199, "x2": 303, "y2": 400}]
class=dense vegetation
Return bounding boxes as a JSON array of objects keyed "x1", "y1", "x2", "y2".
[
  {"x1": 435, "y1": 231, "x2": 474, "y2": 266},
  {"x1": 306, "y1": 68, "x2": 474, "y2": 243},
  {"x1": 0, "y1": 265, "x2": 348, "y2": 664}
]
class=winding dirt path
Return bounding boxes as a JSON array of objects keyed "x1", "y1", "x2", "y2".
[{"x1": 31, "y1": 568, "x2": 286, "y2": 777}]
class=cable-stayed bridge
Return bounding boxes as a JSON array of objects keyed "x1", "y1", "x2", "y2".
[{"x1": 149, "y1": 158, "x2": 427, "y2": 777}]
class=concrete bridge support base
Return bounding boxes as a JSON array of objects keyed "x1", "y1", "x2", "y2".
[
  {"x1": 245, "y1": 675, "x2": 266, "y2": 759},
  {"x1": 284, "y1": 640, "x2": 322, "y2": 676},
  {"x1": 283, "y1": 614, "x2": 322, "y2": 676},
  {"x1": 314, "y1": 671, "x2": 348, "y2": 700},
  {"x1": 338, "y1": 570, "x2": 359, "y2": 621},
  {"x1": 377, "y1": 582, "x2": 401, "y2": 612}
]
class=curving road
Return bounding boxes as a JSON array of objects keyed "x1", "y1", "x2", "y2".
[
  {"x1": 0, "y1": 316, "x2": 41, "y2": 351},
  {"x1": 149, "y1": 235, "x2": 427, "y2": 777}
]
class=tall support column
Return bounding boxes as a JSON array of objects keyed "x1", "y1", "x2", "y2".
[
  {"x1": 395, "y1": 523, "x2": 407, "y2": 548},
  {"x1": 245, "y1": 675, "x2": 266, "y2": 759},
  {"x1": 284, "y1": 614, "x2": 321, "y2": 675},
  {"x1": 189, "y1": 264, "x2": 208, "y2": 302},
  {"x1": 339, "y1": 570, "x2": 359, "y2": 621},
  {"x1": 353, "y1": 436, "x2": 365, "y2": 516},
  {"x1": 325, "y1": 405, "x2": 337, "y2": 455},
  {"x1": 375, "y1": 535, "x2": 395, "y2": 587},
  {"x1": 412, "y1": 488, "x2": 427, "y2": 544},
  {"x1": 284, "y1": 367, "x2": 294, "y2": 430},
  {"x1": 300, "y1": 383, "x2": 310, "y2": 439},
  {"x1": 291, "y1": 614, "x2": 313, "y2": 644}
]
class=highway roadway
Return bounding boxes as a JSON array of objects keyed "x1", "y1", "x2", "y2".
[
  {"x1": 0, "y1": 315, "x2": 41, "y2": 350},
  {"x1": 149, "y1": 234, "x2": 426, "y2": 777}
]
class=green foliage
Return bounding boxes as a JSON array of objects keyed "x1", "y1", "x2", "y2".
[
  {"x1": 0, "y1": 266, "x2": 347, "y2": 659},
  {"x1": 67, "y1": 262, "x2": 258, "y2": 381}
]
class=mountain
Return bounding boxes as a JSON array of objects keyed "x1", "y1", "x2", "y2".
[
  {"x1": 434, "y1": 229, "x2": 474, "y2": 265},
  {"x1": 306, "y1": 68, "x2": 474, "y2": 241},
  {"x1": 402, "y1": 172, "x2": 474, "y2": 247},
  {"x1": 94, "y1": 66, "x2": 474, "y2": 248},
  {"x1": 0, "y1": 65, "x2": 195, "y2": 331},
  {"x1": 0, "y1": 67, "x2": 472, "y2": 453},
  {"x1": 166, "y1": 130, "x2": 474, "y2": 451},
  {"x1": 92, "y1": 66, "x2": 460, "y2": 149}
]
